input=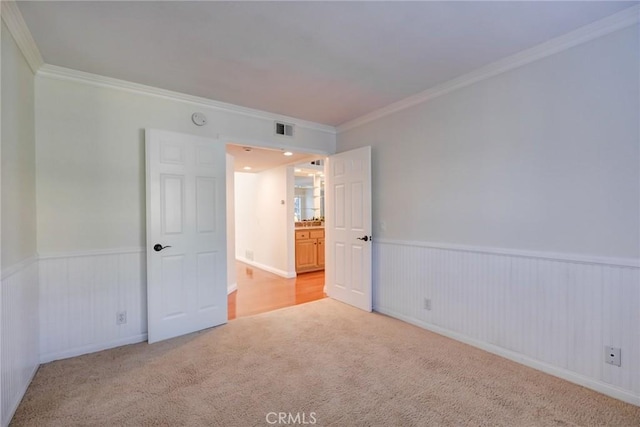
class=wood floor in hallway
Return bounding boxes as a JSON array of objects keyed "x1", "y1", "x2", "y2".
[{"x1": 228, "y1": 261, "x2": 326, "y2": 320}]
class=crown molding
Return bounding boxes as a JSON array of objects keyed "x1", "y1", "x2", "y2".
[
  {"x1": 36, "y1": 64, "x2": 336, "y2": 135},
  {"x1": 1, "y1": 0, "x2": 44, "y2": 73},
  {"x1": 337, "y1": 5, "x2": 640, "y2": 134}
]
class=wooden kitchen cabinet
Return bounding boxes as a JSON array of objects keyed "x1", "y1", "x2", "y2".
[{"x1": 295, "y1": 228, "x2": 325, "y2": 273}]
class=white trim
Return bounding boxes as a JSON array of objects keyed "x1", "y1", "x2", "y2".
[
  {"x1": 227, "y1": 282, "x2": 238, "y2": 295},
  {"x1": 1, "y1": 255, "x2": 38, "y2": 281},
  {"x1": 376, "y1": 307, "x2": 640, "y2": 407},
  {"x1": 337, "y1": 5, "x2": 640, "y2": 133},
  {"x1": 38, "y1": 247, "x2": 144, "y2": 260},
  {"x1": 0, "y1": 0, "x2": 44, "y2": 73},
  {"x1": 236, "y1": 256, "x2": 296, "y2": 279},
  {"x1": 39, "y1": 334, "x2": 147, "y2": 364},
  {"x1": 36, "y1": 64, "x2": 336, "y2": 135},
  {"x1": 375, "y1": 238, "x2": 639, "y2": 269},
  {"x1": 2, "y1": 363, "x2": 38, "y2": 427}
]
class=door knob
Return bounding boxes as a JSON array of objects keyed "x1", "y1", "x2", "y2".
[
  {"x1": 153, "y1": 244, "x2": 172, "y2": 252},
  {"x1": 356, "y1": 235, "x2": 371, "y2": 242}
]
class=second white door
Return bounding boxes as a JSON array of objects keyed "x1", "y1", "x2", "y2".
[{"x1": 325, "y1": 146, "x2": 372, "y2": 312}]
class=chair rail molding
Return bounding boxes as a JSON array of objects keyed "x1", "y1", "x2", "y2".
[{"x1": 375, "y1": 238, "x2": 640, "y2": 269}]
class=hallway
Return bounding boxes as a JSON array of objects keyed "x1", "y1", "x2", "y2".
[{"x1": 228, "y1": 261, "x2": 326, "y2": 320}]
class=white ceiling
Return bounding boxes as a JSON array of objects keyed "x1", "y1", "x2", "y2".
[
  {"x1": 227, "y1": 143, "x2": 321, "y2": 173},
  {"x1": 17, "y1": 1, "x2": 636, "y2": 127}
]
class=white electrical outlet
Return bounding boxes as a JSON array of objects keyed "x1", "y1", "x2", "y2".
[
  {"x1": 116, "y1": 311, "x2": 127, "y2": 325},
  {"x1": 604, "y1": 346, "x2": 621, "y2": 366},
  {"x1": 424, "y1": 298, "x2": 432, "y2": 311}
]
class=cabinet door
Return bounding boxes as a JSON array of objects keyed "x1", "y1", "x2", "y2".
[
  {"x1": 317, "y1": 238, "x2": 325, "y2": 268},
  {"x1": 296, "y1": 239, "x2": 318, "y2": 271}
]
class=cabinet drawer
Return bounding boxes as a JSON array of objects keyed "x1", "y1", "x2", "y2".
[
  {"x1": 310, "y1": 229, "x2": 324, "y2": 239},
  {"x1": 296, "y1": 231, "x2": 310, "y2": 240}
]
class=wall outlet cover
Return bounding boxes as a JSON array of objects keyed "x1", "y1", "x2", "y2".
[
  {"x1": 116, "y1": 311, "x2": 127, "y2": 325},
  {"x1": 604, "y1": 346, "x2": 621, "y2": 367}
]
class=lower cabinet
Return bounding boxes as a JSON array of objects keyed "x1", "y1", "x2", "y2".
[{"x1": 295, "y1": 228, "x2": 325, "y2": 273}]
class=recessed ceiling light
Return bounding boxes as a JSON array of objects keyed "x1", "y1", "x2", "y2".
[
  {"x1": 308, "y1": 173, "x2": 315, "y2": 177},
  {"x1": 294, "y1": 168, "x2": 302, "y2": 172},
  {"x1": 283, "y1": 151, "x2": 293, "y2": 156},
  {"x1": 243, "y1": 166, "x2": 252, "y2": 170}
]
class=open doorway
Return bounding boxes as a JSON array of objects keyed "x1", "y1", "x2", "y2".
[
  {"x1": 292, "y1": 161, "x2": 325, "y2": 273},
  {"x1": 225, "y1": 143, "x2": 327, "y2": 319}
]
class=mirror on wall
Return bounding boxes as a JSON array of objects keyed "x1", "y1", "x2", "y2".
[{"x1": 294, "y1": 160, "x2": 324, "y2": 223}]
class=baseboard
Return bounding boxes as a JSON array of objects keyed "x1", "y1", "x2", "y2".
[
  {"x1": 40, "y1": 334, "x2": 148, "y2": 364},
  {"x1": 376, "y1": 307, "x2": 640, "y2": 407},
  {"x1": 236, "y1": 257, "x2": 296, "y2": 278},
  {"x1": 227, "y1": 282, "x2": 238, "y2": 295}
]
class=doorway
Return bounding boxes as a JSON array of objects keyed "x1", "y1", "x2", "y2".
[
  {"x1": 293, "y1": 161, "x2": 325, "y2": 274},
  {"x1": 145, "y1": 130, "x2": 371, "y2": 342},
  {"x1": 226, "y1": 143, "x2": 327, "y2": 319}
]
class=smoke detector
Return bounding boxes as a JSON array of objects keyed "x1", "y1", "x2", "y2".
[{"x1": 191, "y1": 112, "x2": 207, "y2": 126}]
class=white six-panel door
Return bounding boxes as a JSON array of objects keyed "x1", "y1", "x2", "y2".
[
  {"x1": 325, "y1": 146, "x2": 372, "y2": 311},
  {"x1": 146, "y1": 129, "x2": 227, "y2": 343}
]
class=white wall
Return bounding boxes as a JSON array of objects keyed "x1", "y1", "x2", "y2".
[
  {"x1": 339, "y1": 25, "x2": 639, "y2": 260},
  {"x1": 1, "y1": 22, "x2": 36, "y2": 268},
  {"x1": 35, "y1": 75, "x2": 335, "y2": 255},
  {"x1": 235, "y1": 172, "x2": 257, "y2": 262},
  {"x1": 0, "y1": 20, "x2": 39, "y2": 427},
  {"x1": 338, "y1": 25, "x2": 640, "y2": 404},
  {"x1": 235, "y1": 166, "x2": 295, "y2": 277},
  {"x1": 34, "y1": 72, "x2": 334, "y2": 362}
]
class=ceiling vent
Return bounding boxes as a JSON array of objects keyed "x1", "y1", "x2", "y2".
[{"x1": 275, "y1": 121, "x2": 294, "y2": 137}]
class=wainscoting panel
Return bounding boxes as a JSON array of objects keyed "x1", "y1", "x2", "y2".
[
  {"x1": 39, "y1": 250, "x2": 147, "y2": 363},
  {"x1": 373, "y1": 240, "x2": 640, "y2": 405},
  {"x1": 1, "y1": 257, "x2": 39, "y2": 427}
]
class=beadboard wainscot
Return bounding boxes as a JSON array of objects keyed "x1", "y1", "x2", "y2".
[
  {"x1": 373, "y1": 239, "x2": 640, "y2": 406},
  {"x1": 1, "y1": 256, "x2": 39, "y2": 427},
  {"x1": 38, "y1": 248, "x2": 147, "y2": 363}
]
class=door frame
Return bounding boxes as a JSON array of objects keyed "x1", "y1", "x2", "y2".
[
  {"x1": 220, "y1": 135, "x2": 332, "y2": 283},
  {"x1": 219, "y1": 135, "x2": 374, "y2": 310}
]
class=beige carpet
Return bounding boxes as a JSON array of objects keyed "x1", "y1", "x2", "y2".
[{"x1": 11, "y1": 299, "x2": 640, "y2": 426}]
